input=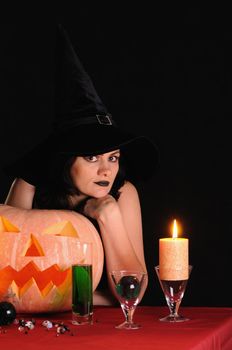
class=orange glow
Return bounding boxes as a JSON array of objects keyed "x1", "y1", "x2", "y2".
[
  {"x1": 169, "y1": 219, "x2": 184, "y2": 238},
  {"x1": 172, "y1": 219, "x2": 178, "y2": 238}
]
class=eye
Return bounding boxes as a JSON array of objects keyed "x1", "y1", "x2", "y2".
[
  {"x1": 109, "y1": 155, "x2": 120, "y2": 162},
  {"x1": 0, "y1": 216, "x2": 20, "y2": 233},
  {"x1": 84, "y1": 155, "x2": 98, "y2": 162},
  {"x1": 42, "y1": 221, "x2": 79, "y2": 237}
]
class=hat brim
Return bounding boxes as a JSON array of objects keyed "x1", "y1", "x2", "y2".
[
  {"x1": 4, "y1": 124, "x2": 159, "y2": 185},
  {"x1": 50, "y1": 124, "x2": 159, "y2": 182}
]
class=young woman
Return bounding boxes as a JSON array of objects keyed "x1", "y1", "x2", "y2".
[
  {"x1": 4, "y1": 25, "x2": 159, "y2": 304},
  {"x1": 5, "y1": 149, "x2": 150, "y2": 304}
]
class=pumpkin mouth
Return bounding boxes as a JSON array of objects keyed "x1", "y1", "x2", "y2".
[{"x1": 0, "y1": 261, "x2": 71, "y2": 298}]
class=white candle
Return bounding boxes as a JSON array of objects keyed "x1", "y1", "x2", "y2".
[{"x1": 159, "y1": 219, "x2": 189, "y2": 281}]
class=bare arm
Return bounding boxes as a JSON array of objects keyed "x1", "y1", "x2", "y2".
[
  {"x1": 83, "y1": 181, "x2": 148, "y2": 300},
  {"x1": 4, "y1": 178, "x2": 35, "y2": 209}
]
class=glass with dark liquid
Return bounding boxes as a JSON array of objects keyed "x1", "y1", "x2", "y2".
[{"x1": 155, "y1": 265, "x2": 193, "y2": 322}]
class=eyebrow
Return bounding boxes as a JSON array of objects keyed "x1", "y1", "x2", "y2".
[
  {"x1": 90, "y1": 150, "x2": 120, "y2": 157},
  {"x1": 109, "y1": 150, "x2": 120, "y2": 156}
]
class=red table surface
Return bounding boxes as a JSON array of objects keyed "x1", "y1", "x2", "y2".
[{"x1": 0, "y1": 306, "x2": 232, "y2": 350}]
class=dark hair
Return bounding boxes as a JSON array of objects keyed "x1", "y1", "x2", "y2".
[{"x1": 33, "y1": 154, "x2": 126, "y2": 211}]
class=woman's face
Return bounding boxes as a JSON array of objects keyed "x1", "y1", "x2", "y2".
[{"x1": 70, "y1": 149, "x2": 120, "y2": 199}]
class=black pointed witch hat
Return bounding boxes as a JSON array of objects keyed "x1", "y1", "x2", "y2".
[
  {"x1": 54, "y1": 25, "x2": 108, "y2": 127},
  {"x1": 4, "y1": 25, "x2": 159, "y2": 185}
]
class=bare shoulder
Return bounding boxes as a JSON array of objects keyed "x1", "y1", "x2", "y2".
[
  {"x1": 118, "y1": 181, "x2": 142, "y2": 229},
  {"x1": 119, "y1": 181, "x2": 140, "y2": 201},
  {"x1": 8, "y1": 178, "x2": 35, "y2": 194},
  {"x1": 14, "y1": 178, "x2": 35, "y2": 188},
  {"x1": 5, "y1": 178, "x2": 35, "y2": 209}
]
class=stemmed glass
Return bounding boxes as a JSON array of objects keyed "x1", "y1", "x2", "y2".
[
  {"x1": 155, "y1": 265, "x2": 193, "y2": 322},
  {"x1": 110, "y1": 270, "x2": 147, "y2": 329}
]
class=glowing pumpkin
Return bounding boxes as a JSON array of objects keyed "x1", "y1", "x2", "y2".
[{"x1": 0, "y1": 204, "x2": 104, "y2": 313}]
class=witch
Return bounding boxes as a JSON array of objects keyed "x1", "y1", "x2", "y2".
[{"x1": 4, "y1": 25, "x2": 159, "y2": 305}]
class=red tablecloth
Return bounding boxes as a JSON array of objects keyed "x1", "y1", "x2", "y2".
[{"x1": 0, "y1": 306, "x2": 232, "y2": 350}]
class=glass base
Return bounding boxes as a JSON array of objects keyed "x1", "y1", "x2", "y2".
[
  {"x1": 159, "y1": 314, "x2": 189, "y2": 322},
  {"x1": 72, "y1": 312, "x2": 93, "y2": 325},
  {"x1": 115, "y1": 321, "x2": 141, "y2": 330}
]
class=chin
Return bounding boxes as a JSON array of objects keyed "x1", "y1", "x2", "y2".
[{"x1": 92, "y1": 189, "x2": 111, "y2": 198}]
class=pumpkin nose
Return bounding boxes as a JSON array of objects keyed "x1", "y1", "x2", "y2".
[{"x1": 23, "y1": 234, "x2": 45, "y2": 256}]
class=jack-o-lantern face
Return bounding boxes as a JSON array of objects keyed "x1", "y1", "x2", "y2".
[{"x1": 0, "y1": 205, "x2": 104, "y2": 313}]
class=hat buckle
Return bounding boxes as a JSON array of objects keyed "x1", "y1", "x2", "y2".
[{"x1": 96, "y1": 114, "x2": 113, "y2": 125}]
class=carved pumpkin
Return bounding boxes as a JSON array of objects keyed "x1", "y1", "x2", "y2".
[{"x1": 0, "y1": 204, "x2": 104, "y2": 313}]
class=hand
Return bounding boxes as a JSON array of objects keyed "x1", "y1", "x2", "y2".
[{"x1": 83, "y1": 195, "x2": 119, "y2": 221}]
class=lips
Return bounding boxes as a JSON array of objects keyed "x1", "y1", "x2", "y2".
[{"x1": 94, "y1": 181, "x2": 110, "y2": 187}]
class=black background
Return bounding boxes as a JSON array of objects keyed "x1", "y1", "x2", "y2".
[{"x1": 0, "y1": 5, "x2": 231, "y2": 307}]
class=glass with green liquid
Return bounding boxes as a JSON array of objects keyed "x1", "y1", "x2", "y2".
[{"x1": 72, "y1": 242, "x2": 93, "y2": 325}]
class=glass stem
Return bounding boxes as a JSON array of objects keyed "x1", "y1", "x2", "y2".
[
  {"x1": 122, "y1": 306, "x2": 135, "y2": 324},
  {"x1": 168, "y1": 300, "x2": 181, "y2": 317}
]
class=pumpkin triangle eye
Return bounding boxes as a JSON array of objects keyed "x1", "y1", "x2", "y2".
[
  {"x1": 23, "y1": 234, "x2": 45, "y2": 256},
  {"x1": 42, "y1": 221, "x2": 79, "y2": 237},
  {"x1": 0, "y1": 216, "x2": 20, "y2": 233}
]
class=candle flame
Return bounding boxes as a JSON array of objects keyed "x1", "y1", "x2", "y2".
[{"x1": 172, "y1": 219, "x2": 178, "y2": 238}]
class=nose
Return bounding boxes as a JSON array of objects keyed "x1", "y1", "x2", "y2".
[{"x1": 97, "y1": 160, "x2": 111, "y2": 176}]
